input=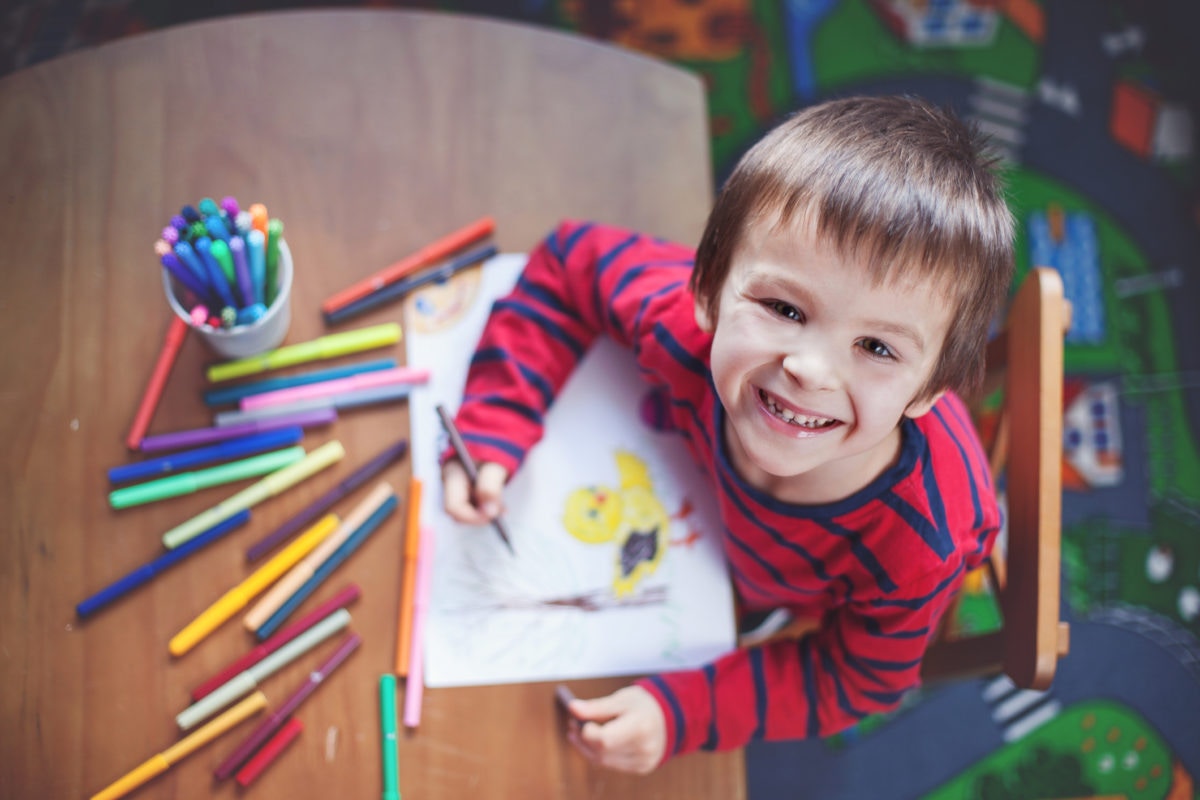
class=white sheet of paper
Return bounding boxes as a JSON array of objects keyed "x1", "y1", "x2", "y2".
[{"x1": 405, "y1": 253, "x2": 735, "y2": 687}]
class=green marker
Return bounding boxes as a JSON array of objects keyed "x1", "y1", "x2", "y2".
[
  {"x1": 108, "y1": 447, "x2": 306, "y2": 509},
  {"x1": 265, "y1": 218, "x2": 284, "y2": 306},
  {"x1": 379, "y1": 674, "x2": 401, "y2": 800},
  {"x1": 207, "y1": 323, "x2": 402, "y2": 383},
  {"x1": 210, "y1": 238, "x2": 237, "y2": 285}
]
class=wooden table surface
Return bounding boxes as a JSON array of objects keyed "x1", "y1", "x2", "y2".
[{"x1": 0, "y1": 9, "x2": 742, "y2": 799}]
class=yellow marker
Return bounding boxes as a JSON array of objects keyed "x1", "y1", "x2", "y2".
[
  {"x1": 207, "y1": 323, "x2": 402, "y2": 382},
  {"x1": 168, "y1": 514, "x2": 340, "y2": 656},
  {"x1": 162, "y1": 441, "x2": 345, "y2": 549},
  {"x1": 243, "y1": 482, "x2": 394, "y2": 632},
  {"x1": 89, "y1": 691, "x2": 267, "y2": 800}
]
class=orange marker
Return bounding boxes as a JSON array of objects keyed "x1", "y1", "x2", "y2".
[
  {"x1": 321, "y1": 217, "x2": 495, "y2": 315},
  {"x1": 248, "y1": 203, "x2": 269, "y2": 239},
  {"x1": 394, "y1": 476, "x2": 423, "y2": 675},
  {"x1": 125, "y1": 316, "x2": 189, "y2": 451}
]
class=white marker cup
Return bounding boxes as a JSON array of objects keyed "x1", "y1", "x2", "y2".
[{"x1": 164, "y1": 240, "x2": 294, "y2": 359}]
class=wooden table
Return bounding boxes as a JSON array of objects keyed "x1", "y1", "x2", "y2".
[{"x1": 0, "y1": 10, "x2": 741, "y2": 799}]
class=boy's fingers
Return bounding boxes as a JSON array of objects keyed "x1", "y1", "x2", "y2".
[
  {"x1": 473, "y1": 462, "x2": 510, "y2": 518},
  {"x1": 577, "y1": 719, "x2": 651, "y2": 775},
  {"x1": 572, "y1": 685, "x2": 647, "y2": 722},
  {"x1": 571, "y1": 695, "x2": 622, "y2": 723},
  {"x1": 441, "y1": 460, "x2": 485, "y2": 524}
]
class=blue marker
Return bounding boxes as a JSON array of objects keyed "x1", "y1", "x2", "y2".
[
  {"x1": 173, "y1": 240, "x2": 211, "y2": 290},
  {"x1": 161, "y1": 252, "x2": 215, "y2": 307},
  {"x1": 247, "y1": 229, "x2": 266, "y2": 305},
  {"x1": 255, "y1": 495, "x2": 398, "y2": 639},
  {"x1": 195, "y1": 237, "x2": 237, "y2": 309},
  {"x1": 75, "y1": 510, "x2": 251, "y2": 618},
  {"x1": 235, "y1": 303, "x2": 267, "y2": 326},
  {"x1": 181, "y1": 204, "x2": 201, "y2": 224},
  {"x1": 107, "y1": 427, "x2": 304, "y2": 484},
  {"x1": 202, "y1": 358, "x2": 398, "y2": 407},
  {"x1": 204, "y1": 215, "x2": 231, "y2": 243}
]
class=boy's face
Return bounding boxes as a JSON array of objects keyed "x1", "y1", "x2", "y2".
[{"x1": 695, "y1": 215, "x2": 954, "y2": 504}]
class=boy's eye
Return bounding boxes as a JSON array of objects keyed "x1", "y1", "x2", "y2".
[
  {"x1": 859, "y1": 338, "x2": 895, "y2": 359},
  {"x1": 765, "y1": 300, "x2": 803, "y2": 322}
]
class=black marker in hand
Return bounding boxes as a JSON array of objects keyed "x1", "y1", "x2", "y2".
[{"x1": 436, "y1": 404, "x2": 516, "y2": 555}]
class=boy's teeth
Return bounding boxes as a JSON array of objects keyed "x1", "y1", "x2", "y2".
[{"x1": 762, "y1": 391, "x2": 834, "y2": 429}]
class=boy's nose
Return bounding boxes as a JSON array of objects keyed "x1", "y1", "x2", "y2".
[{"x1": 781, "y1": 347, "x2": 839, "y2": 391}]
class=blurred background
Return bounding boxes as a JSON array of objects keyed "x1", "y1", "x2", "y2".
[{"x1": 5, "y1": 2, "x2": 1198, "y2": 797}]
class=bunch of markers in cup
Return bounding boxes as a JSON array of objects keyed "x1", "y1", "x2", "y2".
[{"x1": 156, "y1": 196, "x2": 286, "y2": 330}]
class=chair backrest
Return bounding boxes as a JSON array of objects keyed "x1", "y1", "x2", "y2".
[{"x1": 921, "y1": 266, "x2": 1070, "y2": 690}]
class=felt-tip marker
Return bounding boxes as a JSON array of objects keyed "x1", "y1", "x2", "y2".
[
  {"x1": 323, "y1": 244, "x2": 499, "y2": 325},
  {"x1": 76, "y1": 511, "x2": 251, "y2": 618},
  {"x1": 436, "y1": 404, "x2": 515, "y2": 554}
]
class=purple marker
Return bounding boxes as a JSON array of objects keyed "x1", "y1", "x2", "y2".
[
  {"x1": 221, "y1": 195, "x2": 241, "y2": 218},
  {"x1": 230, "y1": 235, "x2": 254, "y2": 308},
  {"x1": 245, "y1": 438, "x2": 408, "y2": 561},
  {"x1": 138, "y1": 407, "x2": 337, "y2": 453},
  {"x1": 213, "y1": 632, "x2": 361, "y2": 781}
]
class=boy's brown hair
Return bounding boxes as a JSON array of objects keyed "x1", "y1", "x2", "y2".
[{"x1": 691, "y1": 95, "x2": 1015, "y2": 401}]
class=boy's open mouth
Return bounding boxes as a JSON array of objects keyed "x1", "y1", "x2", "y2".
[{"x1": 758, "y1": 388, "x2": 838, "y2": 429}]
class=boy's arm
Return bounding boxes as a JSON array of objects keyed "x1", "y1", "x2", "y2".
[
  {"x1": 636, "y1": 564, "x2": 963, "y2": 758},
  {"x1": 451, "y1": 221, "x2": 694, "y2": 473}
]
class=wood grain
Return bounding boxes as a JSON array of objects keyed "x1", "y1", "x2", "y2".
[{"x1": 0, "y1": 10, "x2": 738, "y2": 799}]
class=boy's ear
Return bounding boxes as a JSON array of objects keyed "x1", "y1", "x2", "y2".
[
  {"x1": 694, "y1": 296, "x2": 715, "y2": 333},
  {"x1": 904, "y1": 390, "x2": 945, "y2": 419}
]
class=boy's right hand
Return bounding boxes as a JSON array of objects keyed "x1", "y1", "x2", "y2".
[{"x1": 441, "y1": 458, "x2": 511, "y2": 526}]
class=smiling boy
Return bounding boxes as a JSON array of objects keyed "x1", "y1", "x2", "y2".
[{"x1": 442, "y1": 95, "x2": 1014, "y2": 773}]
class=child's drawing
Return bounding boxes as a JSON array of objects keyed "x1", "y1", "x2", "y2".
[
  {"x1": 563, "y1": 450, "x2": 699, "y2": 597},
  {"x1": 406, "y1": 254, "x2": 735, "y2": 688}
]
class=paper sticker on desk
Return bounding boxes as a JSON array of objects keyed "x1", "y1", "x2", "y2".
[{"x1": 406, "y1": 254, "x2": 735, "y2": 687}]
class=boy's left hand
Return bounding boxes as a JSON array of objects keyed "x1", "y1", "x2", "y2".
[{"x1": 563, "y1": 685, "x2": 666, "y2": 775}]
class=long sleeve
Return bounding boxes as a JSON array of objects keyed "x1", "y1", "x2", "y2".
[
  {"x1": 637, "y1": 555, "x2": 968, "y2": 755},
  {"x1": 452, "y1": 221, "x2": 696, "y2": 473}
]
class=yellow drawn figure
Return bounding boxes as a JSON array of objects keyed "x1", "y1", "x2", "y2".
[{"x1": 562, "y1": 451, "x2": 670, "y2": 597}]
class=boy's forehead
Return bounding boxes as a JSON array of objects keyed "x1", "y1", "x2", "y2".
[
  {"x1": 734, "y1": 209, "x2": 960, "y2": 311},
  {"x1": 747, "y1": 207, "x2": 959, "y2": 298}
]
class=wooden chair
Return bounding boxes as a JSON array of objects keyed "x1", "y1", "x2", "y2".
[{"x1": 921, "y1": 266, "x2": 1071, "y2": 691}]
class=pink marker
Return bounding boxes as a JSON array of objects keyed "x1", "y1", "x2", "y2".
[
  {"x1": 403, "y1": 525, "x2": 436, "y2": 729},
  {"x1": 190, "y1": 304, "x2": 210, "y2": 326},
  {"x1": 240, "y1": 366, "x2": 430, "y2": 411}
]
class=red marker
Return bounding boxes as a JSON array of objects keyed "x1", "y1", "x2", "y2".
[
  {"x1": 320, "y1": 217, "x2": 494, "y2": 315},
  {"x1": 234, "y1": 717, "x2": 303, "y2": 788},
  {"x1": 125, "y1": 315, "x2": 188, "y2": 451}
]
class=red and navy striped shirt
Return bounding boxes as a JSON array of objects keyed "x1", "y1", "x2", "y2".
[{"x1": 453, "y1": 221, "x2": 1000, "y2": 759}]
